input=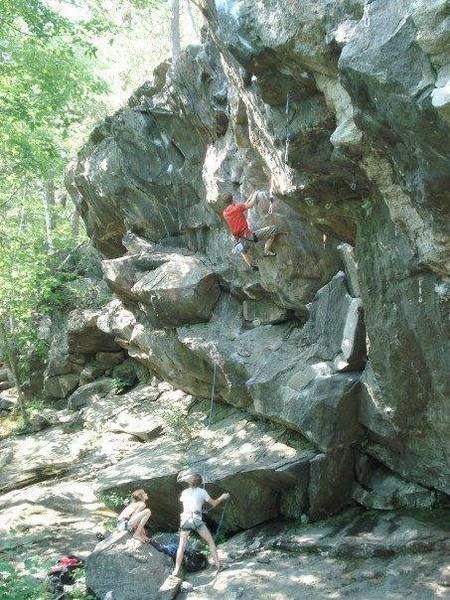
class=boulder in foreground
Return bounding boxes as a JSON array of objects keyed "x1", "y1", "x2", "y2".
[{"x1": 86, "y1": 532, "x2": 175, "y2": 600}]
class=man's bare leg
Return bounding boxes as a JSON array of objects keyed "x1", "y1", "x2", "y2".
[
  {"x1": 264, "y1": 235, "x2": 278, "y2": 256},
  {"x1": 197, "y1": 526, "x2": 220, "y2": 574},
  {"x1": 241, "y1": 252, "x2": 257, "y2": 270},
  {"x1": 128, "y1": 508, "x2": 151, "y2": 543},
  {"x1": 173, "y1": 530, "x2": 190, "y2": 577}
]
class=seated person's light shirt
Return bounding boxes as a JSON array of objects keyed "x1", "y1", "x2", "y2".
[{"x1": 180, "y1": 487, "x2": 210, "y2": 516}]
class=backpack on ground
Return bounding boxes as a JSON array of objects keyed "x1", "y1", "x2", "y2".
[
  {"x1": 150, "y1": 534, "x2": 208, "y2": 573},
  {"x1": 48, "y1": 555, "x2": 84, "y2": 598}
]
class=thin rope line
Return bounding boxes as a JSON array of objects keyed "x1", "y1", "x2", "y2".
[{"x1": 207, "y1": 361, "x2": 217, "y2": 428}]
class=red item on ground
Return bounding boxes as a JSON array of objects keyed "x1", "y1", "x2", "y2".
[
  {"x1": 50, "y1": 555, "x2": 82, "y2": 573},
  {"x1": 222, "y1": 203, "x2": 253, "y2": 239}
]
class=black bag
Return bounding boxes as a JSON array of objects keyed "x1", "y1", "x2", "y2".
[
  {"x1": 47, "y1": 555, "x2": 84, "y2": 599},
  {"x1": 184, "y1": 548, "x2": 208, "y2": 573},
  {"x1": 151, "y1": 534, "x2": 208, "y2": 573}
]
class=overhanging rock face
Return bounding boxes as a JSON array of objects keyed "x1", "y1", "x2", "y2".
[
  {"x1": 70, "y1": 0, "x2": 450, "y2": 499},
  {"x1": 96, "y1": 397, "x2": 356, "y2": 532}
]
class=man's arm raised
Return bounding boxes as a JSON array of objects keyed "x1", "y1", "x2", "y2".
[
  {"x1": 244, "y1": 191, "x2": 258, "y2": 209},
  {"x1": 206, "y1": 492, "x2": 230, "y2": 508}
]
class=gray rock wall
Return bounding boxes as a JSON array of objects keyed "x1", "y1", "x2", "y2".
[{"x1": 69, "y1": 0, "x2": 450, "y2": 504}]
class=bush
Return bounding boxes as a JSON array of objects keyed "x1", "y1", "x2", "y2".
[{"x1": 0, "y1": 559, "x2": 47, "y2": 600}]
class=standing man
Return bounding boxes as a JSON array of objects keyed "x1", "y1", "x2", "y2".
[
  {"x1": 173, "y1": 473, "x2": 229, "y2": 577},
  {"x1": 222, "y1": 192, "x2": 280, "y2": 268}
]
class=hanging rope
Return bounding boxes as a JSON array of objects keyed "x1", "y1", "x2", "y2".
[
  {"x1": 198, "y1": 263, "x2": 238, "y2": 527},
  {"x1": 213, "y1": 502, "x2": 227, "y2": 541},
  {"x1": 267, "y1": 176, "x2": 274, "y2": 215},
  {"x1": 207, "y1": 362, "x2": 218, "y2": 428},
  {"x1": 284, "y1": 90, "x2": 291, "y2": 164}
]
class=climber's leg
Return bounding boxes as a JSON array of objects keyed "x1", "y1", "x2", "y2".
[
  {"x1": 253, "y1": 226, "x2": 280, "y2": 256},
  {"x1": 255, "y1": 225, "x2": 281, "y2": 256},
  {"x1": 264, "y1": 235, "x2": 277, "y2": 256},
  {"x1": 197, "y1": 526, "x2": 220, "y2": 573},
  {"x1": 241, "y1": 251, "x2": 257, "y2": 270},
  {"x1": 128, "y1": 508, "x2": 151, "y2": 543},
  {"x1": 173, "y1": 530, "x2": 190, "y2": 577}
]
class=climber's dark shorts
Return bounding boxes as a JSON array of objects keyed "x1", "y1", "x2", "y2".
[
  {"x1": 180, "y1": 512, "x2": 205, "y2": 532},
  {"x1": 237, "y1": 226, "x2": 279, "y2": 251}
]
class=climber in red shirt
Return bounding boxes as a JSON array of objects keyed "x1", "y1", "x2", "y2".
[{"x1": 222, "y1": 192, "x2": 280, "y2": 269}]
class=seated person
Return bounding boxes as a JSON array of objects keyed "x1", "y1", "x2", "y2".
[{"x1": 117, "y1": 489, "x2": 152, "y2": 543}]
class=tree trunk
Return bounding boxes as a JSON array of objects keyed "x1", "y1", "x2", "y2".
[
  {"x1": 71, "y1": 206, "x2": 80, "y2": 239},
  {"x1": 42, "y1": 180, "x2": 55, "y2": 254},
  {"x1": 0, "y1": 320, "x2": 28, "y2": 425},
  {"x1": 170, "y1": 0, "x2": 181, "y2": 65},
  {"x1": 185, "y1": 0, "x2": 200, "y2": 40}
]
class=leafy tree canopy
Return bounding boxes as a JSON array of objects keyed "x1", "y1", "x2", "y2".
[{"x1": 0, "y1": 0, "x2": 108, "y2": 182}]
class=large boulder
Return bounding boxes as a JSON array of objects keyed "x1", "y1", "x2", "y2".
[
  {"x1": 86, "y1": 533, "x2": 174, "y2": 600},
  {"x1": 97, "y1": 299, "x2": 137, "y2": 347},
  {"x1": 97, "y1": 398, "x2": 320, "y2": 532},
  {"x1": 68, "y1": 0, "x2": 450, "y2": 498},
  {"x1": 131, "y1": 255, "x2": 220, "y2": 326}
]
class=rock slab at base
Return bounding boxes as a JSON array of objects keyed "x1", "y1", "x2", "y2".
[{"x1": 86, "y1": 532, "x2": 174, "y2": 600}]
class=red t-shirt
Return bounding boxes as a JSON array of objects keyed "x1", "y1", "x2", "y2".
[{"x1": 222, "y1": 203, "x2": 252, "y2": 239}]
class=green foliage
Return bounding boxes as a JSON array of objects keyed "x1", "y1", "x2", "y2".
[
  {"x1": 65, "y1": 568, "x2": 95, "y2": 600},
  {"x1": 0, "y1": 558, "x2": 95, "y2": 600},
  {"x1": 112, "y1": 376, "x2": 131, "y2": 395},
  {"x1": 0, "y1": 0, "x2": 193, "y2": 403},
  {"x1": 0, "y1": 192, "x2": 80, "y2": 380},
  {"x1": 163, "y1": 403, "x2": 195, "y2": 439},
  {"x1": 99, "y1": 490, "x2": 128, "y2": 510},
  {"x1": 0, "y1": 558, "x2": 47, "y2": 600},
  {"x1": 0, "y1": 0, "x2": 108, "y2": 393},
  {"x1": 0, "y1": 0, "x2": 107, "y2": 181}
]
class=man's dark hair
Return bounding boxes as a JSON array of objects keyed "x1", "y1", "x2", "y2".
[{"x1": 224, "y1": 194, "x2": 233, "y2": 205}]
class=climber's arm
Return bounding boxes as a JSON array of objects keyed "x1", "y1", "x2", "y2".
[
  {"x1": 244, "y1": 192, "x2": 258, "y2": 209},
  {"x1": 206, "y1": 492, "x2": 230, "y2": 508}
]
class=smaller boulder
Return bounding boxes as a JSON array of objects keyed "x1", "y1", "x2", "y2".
[
  {"x1": 44, "y1": 374, "x2": 80, "y2": 400},
  {"x1": 0, "y1": 390, "x2": 17, "y2": 411},
  {"x1": 67, "y1": 378, "x2": 115, "y2": 411},
  {"x1": 0, "y1": 367, "x2": 12, "y2": 382},
  {"x1": 308, "y1": 450, "x2": 354, "y2": 520},
  {"x1": 243, "y1": 299, "x2": 290, "y2": 325},
  {"x1": 86, "y1": 532, "x2": 174, "y2": 600},
  {"x1": 79, "y1": 362, "x2": 106, "y2": 386},
  {"x1": 352, "y1": 463, "x2": 438, "y2": 510},
  {"x1": 97, "y1": 300, "x2": 137, "y2": 344},
  {"x1": 28, "y1": 410, "x2": 54, "y2": 433},
  {"x1": 0, "y1": 367, "x2": 13, "y2": 391},
  {"x1": 68, "y1": 309, "x2": 120, "y2": 354}
]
